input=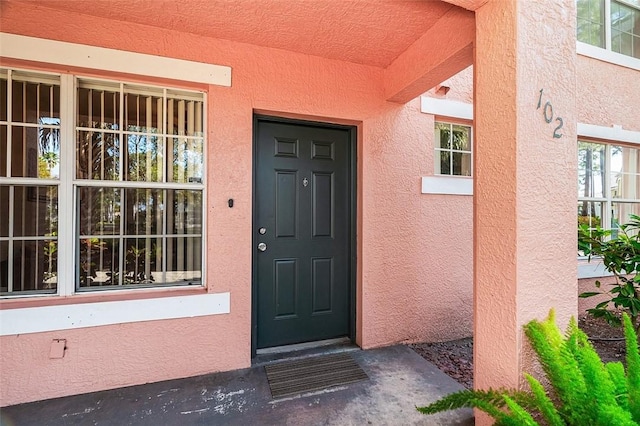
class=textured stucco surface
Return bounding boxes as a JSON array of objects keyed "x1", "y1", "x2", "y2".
[
  {"x1": 424, "y1": 66, "x2": 474, "y2": 104},
  {"x1": 7, "y1": 0, "x2": 455, "y2": 68},
  {"x1": 384, "y1": 6, "x2": 474, "y2": 102},
  {"x1": 577, "y1": 56, "x2": 640, "y2": 132},
  {"x1": 474, "y1": 0, "x2": 578, "y2": 402},
  {"x1": 0, "y1": 1, "x2": 474, "y2": 406}
]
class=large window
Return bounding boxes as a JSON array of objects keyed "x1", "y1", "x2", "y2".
[
  {"x1": 578, "y1": 140, "x2": 640, "y2": 245},
  {"x1": 577, "y1": 0, "x2": 640, "y2": 59},
  {"x1": 434, "y1": 122, "x2": 472, "y2": 177},
  {"x1": 0, "y1": 68, "x2": 206, "y2": 297}
]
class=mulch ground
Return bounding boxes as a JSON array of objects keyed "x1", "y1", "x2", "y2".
[{"x1": 409, "y1": 314, "x2": 629, "y2": 390}]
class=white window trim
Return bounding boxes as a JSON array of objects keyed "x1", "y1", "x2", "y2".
[
  {"x1": 420, "y1": 97, "x2": 474, "y2": 195},
  {"x1": 420, "y1": 97, "x2": 473, "y2": 120},
  {"x1": 577, "y1": 122, "x2": 640, "y2": 144},
  {"x1": 578, "y1": 41, "x2": 640, "y2": 71},
  {"x1": 0, "y1": 40, "x2": 227, "y2": 333},
  {"x1": 421, "y1": 176, "x2": 473, "y2": 195},
  {"x1": 578, "y1": 257, "x2": 614, "y2": 279},
  {"x1": 0, "y1": 33, "x2": 232, "y2": 87},
  {"x1": 0, "y1": 292, "x2": 230, "y2": 336}
]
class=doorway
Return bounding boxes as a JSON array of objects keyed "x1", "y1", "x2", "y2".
[{"x1": 252, "y1": 116, "x2": 356, "y2": 353}]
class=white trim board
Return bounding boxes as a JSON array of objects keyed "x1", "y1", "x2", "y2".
[
  {"x1": 577, "y1": 41, "x2": 640, "y2": 72},
  {"x1": 578, "y1": 259, "x2": 613, "y2": 279},
  {"x1": 420, "y1": 97, "x2": 473, "y2": 120},
  {"x1": 0, "y1": 33, "x2": 231, "y2": 87},
  {"x1": 0, "y1": 292, "x2": 230, "y2": 336},
  {"x1": 422, "y1": 176, "x2": 473, "y2": 195},
  {"x1": 577, "y1": 123, "x2": 640, "y2": 144}
]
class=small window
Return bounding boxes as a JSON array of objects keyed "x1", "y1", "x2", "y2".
[{"x1": 434, "y1": 122, "x2": 472, "y2": 177}]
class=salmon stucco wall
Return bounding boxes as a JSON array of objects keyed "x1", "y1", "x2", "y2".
[
  {"x1": 424, "y1": 66, "x2": 474, "y2": 104},
  {"x1": 577, "y1": 56, "x2": 640, "y2": 132},
  {"x1": 0, "y1": 1, "x2": 473, "y2": 405},
  {"x1": 474, "y1": 0, "x2": 578, "y2": 402}
]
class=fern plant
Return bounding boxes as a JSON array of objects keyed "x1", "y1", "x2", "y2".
[{"x1": 416, "y1": 310, "x2": 640, "y2": 425}]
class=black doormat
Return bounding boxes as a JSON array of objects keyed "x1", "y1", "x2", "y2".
[{"x1": 264, "y1": 352, "x2": 368, "y2": 399}]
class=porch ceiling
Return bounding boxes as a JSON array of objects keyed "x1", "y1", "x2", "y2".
[
  {"x1": 8, "y1": 0, "x2": 476, "y2": 103},
  {"x1": 17, "y1": 0, "x2": 458, "y2": 68}
]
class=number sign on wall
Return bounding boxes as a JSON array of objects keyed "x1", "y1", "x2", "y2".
[{"x1": 537, "y1": 89, "x2": 563, "y2": 139}]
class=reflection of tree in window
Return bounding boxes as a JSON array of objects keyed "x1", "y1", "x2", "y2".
[
  {"x1": 577, "y1": 0, "x2": 605, "y2": 47},
  {"x1": 434, "y1": 122, "x2": 471, "y2": 177}
]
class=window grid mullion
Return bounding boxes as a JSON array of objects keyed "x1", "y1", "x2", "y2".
[
  {"x1": 605, "y1": 144, "x2": 613, "y2": 232},
  {"x1": 118, "y1": 83, "x2": 125, "y2": 286},
  {"x1": 605, "y1": 0, "x2": 612, "y2": 51},
  {"x1": 470, "y1": 126, "x2": 474, "y2": 176},
  {"x1": 20, "y1": 81, "x2": 27, "y2": 289},
  {"x1": 449, "y1": 123, "x2": 454, "y2": 175},
  {"x1": 201, "y1": 92, "x2": 207, "y2": 287},
  {"x1": 58, "y1": 73, "x2": 75, "y2": 296},
  {"x1": 7, "y1": 186, "x2": 14, "y2": 293},
  {"x1": 6, "y1": 69, "x2": 12, "y2": 177},
  {"x1": 162, "y1": 90, "x2": 167, "y2": 283}
]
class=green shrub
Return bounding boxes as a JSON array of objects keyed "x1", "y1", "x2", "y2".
[
  {"x1": 416, "y1": 310, "x2": 640, "y2": 425},
  {"x1": 578, "y1": 214, "x2": 640, "y2": 334}
]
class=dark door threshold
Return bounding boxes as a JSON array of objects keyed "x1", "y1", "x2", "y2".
[{"x1": 253, "y1": 337, "x2": 359, "y2": 367}]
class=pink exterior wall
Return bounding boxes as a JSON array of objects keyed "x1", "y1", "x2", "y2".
[
  {"x1": 424, "y1": 66, "x2": 474, "y2": 104},
  {"x1": 0, "y1": 2, "x2": 473, "y2": 405},
  {"x1": 577, "y1": 56, "x2": 640, "y2": 132},
  {"x1": 474, "y1": 0, "x2": 578, "y2": 407}
]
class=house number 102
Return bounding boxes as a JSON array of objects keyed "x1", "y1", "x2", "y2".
[{"x1": 537, "y1": 88, "x2": 563, "y2": 139}]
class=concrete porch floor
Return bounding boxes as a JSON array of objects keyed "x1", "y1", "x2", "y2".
[{"x1": 1, "y1": 345, "x2": 474, "y2": 425}]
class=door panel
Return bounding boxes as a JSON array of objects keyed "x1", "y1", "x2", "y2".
[
  {"x1": 274, "y1": 259, "x2": 297, "y2": 318},
  {"x1": 312, "y1": 172, "x2": 333, "y2": 237},
  {"x1": 255, "y1": 119, "x2": 352, "y2": 349}
]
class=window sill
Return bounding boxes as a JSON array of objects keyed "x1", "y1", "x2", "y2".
[
  {"x1": 577, "y1": 41, "x2": 640, "y2": 72},
  {"x1": 0, "y1": 285, "x2": 206, "y2": 308},
  {"x1": 578, "y1": 257, "x2": 614, "y2": 279},
  {"x1": 0, "y1": 288, "x2": 230, "y2": 336},
  {"x1": 422, "y1": 176, "x2": 473, "y2": 195}
]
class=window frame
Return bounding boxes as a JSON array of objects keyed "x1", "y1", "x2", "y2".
[
  {"x1": 577, "y1": 0, "x2": 640, "y2": 62},
  {"x1": 576, "y1": 138, "x2": 640, "y2": 256},
  {"x1": 0, "y1": 66, "x2": 208, "y2": 299},
  {"x1": 433, "y1": 121, "x2": 473, "y2": 178}
]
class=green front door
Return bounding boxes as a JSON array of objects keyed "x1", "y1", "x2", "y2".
[{"x1": 254, "y1": 118, "x2": 353, "y2": 349}]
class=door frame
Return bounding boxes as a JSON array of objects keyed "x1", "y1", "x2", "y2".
[{"x1": 251, "y1": 114, "x2": 357, "y2": 358}]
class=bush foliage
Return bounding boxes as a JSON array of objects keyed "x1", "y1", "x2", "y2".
[
  {"x1": 416, "y1": 310, "x2": 640, "y2": 425},
  {"x1": 578, "y1": 214, "x2": 640, "y2": 333}
]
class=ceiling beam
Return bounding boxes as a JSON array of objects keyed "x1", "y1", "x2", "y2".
[{"x1": 384, "y1": 6, "x2": 474, "y2": 104}]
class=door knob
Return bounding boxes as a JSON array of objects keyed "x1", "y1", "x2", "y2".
[{"x1": 257, "y1": 242, "x2": 267, "y2": 252}]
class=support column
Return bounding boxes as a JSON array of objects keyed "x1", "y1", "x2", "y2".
[{"x1": 473, "y1": 0, "x2": 577, "y2": 420}]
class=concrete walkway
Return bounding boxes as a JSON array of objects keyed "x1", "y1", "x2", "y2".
[{"x1": 1, "y1": 345, "x2": 474, "y2": 425}]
